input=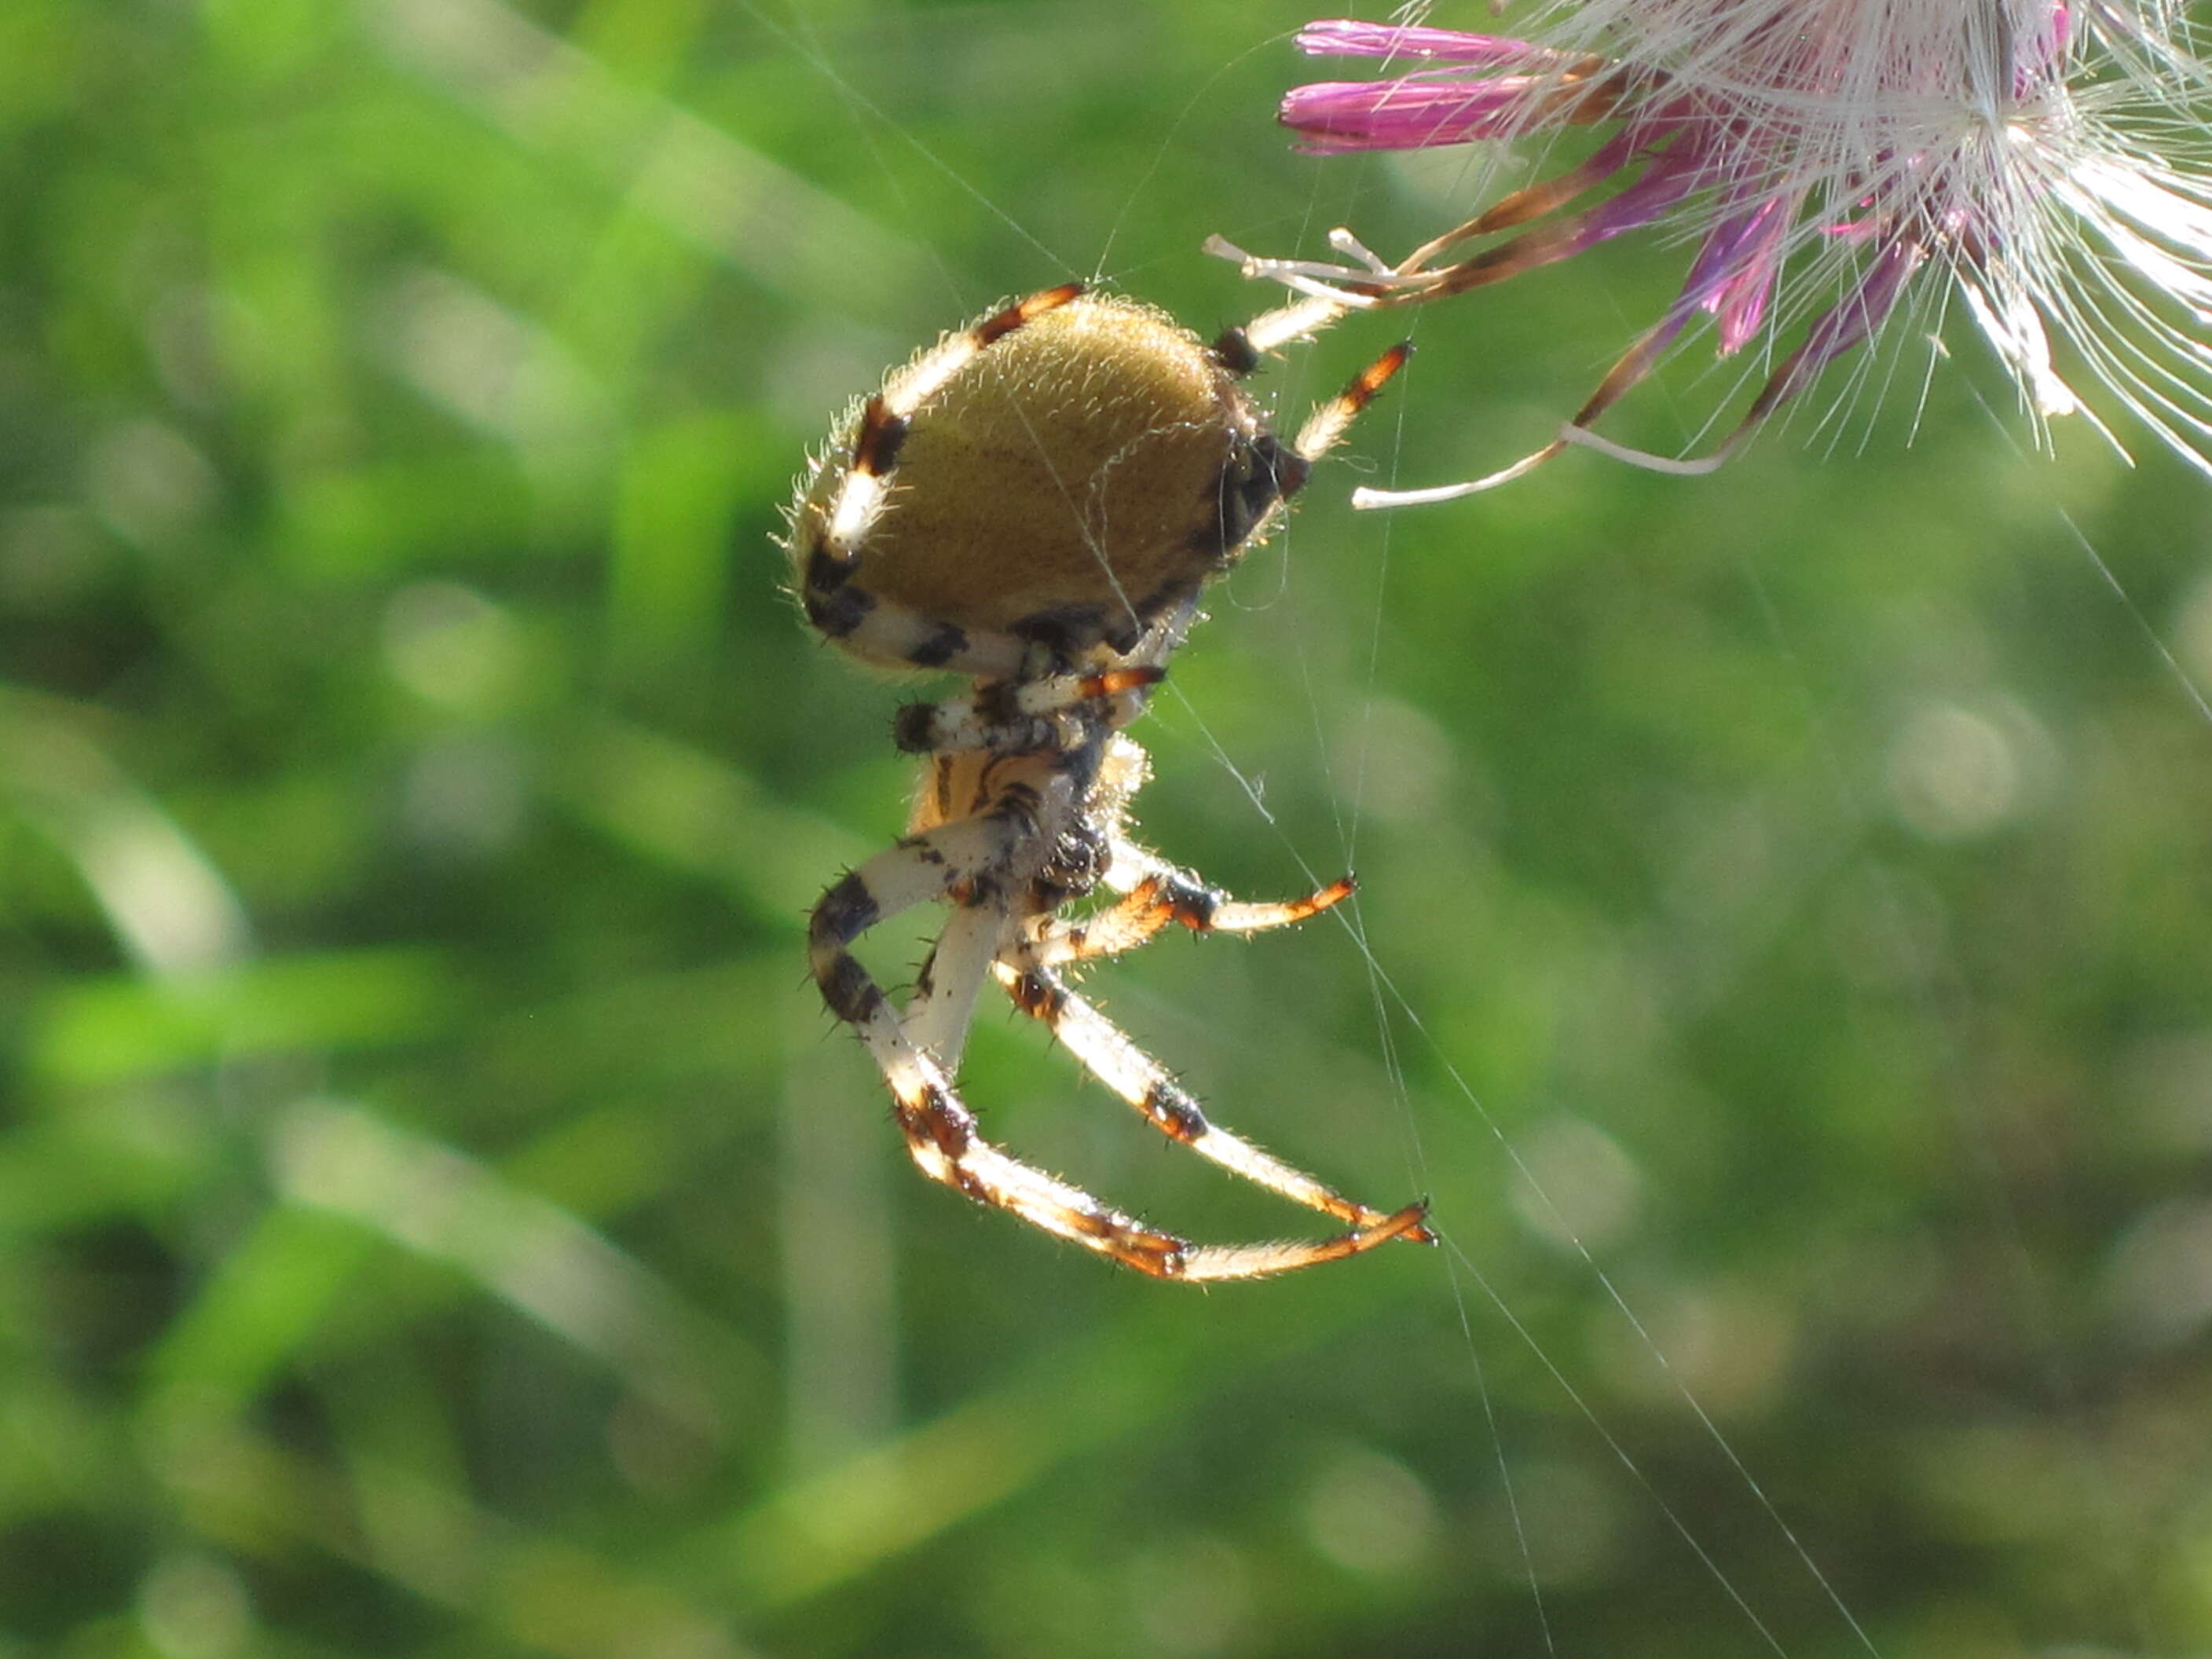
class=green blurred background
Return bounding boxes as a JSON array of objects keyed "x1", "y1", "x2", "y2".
[{"x1": 5, "y1": 1, "x2": 2211, "y2": 1654}]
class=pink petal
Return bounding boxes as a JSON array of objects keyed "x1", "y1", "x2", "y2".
[
  {"x1": 1783, "y1": 240, "x2": 1927, "y2": 393},
  {"x1": 1280, "y1": 77, "x2": 1534, "y2": 152},
  {"x1": 1699, "y1": 198, "x2": 1793, "y2": 353},
  {"x1": 1295, "y1": 21, "x2": 1550, "y2": 67}
]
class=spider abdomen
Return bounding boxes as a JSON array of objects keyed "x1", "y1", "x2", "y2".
[{"x1": 803, "y1": 295, "x2": 1286, "y2": 661}]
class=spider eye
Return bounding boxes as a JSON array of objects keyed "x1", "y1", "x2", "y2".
[{"x1": 1206, "y1": 432, "x2": 1308, "y2": 559}]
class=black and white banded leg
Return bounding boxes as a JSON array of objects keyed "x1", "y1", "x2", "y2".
[
  {"x1": 995, "y1": 958, "x2": 1432, "y2": 1259},
  {"x1": 903, "y1": 899, "x2": 1005, "y2": 1077},
  {"x1": 1024, "y1": 851, "x2": 1357, "y2": 969},
  {"x1": 893, "y1": 666, "x2": 1166, "y2": 756},
  {"x1": 799, "y1": 284, "x2": 1090, "y2": 678},
  {"x1": 810, "y1": 799, "x2": 1429, "y2": 1278},
  {"x1": 812, "y1": 809, "x2": 1196, "y2": 1277}
]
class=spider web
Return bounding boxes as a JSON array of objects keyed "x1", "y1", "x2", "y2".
[
  {"x1": 17, "y1": 3, "x2": 2205, "y2": 1655},
  {"x1": 751, "y1": 2, "x2": 2206, "y2": 1655}
]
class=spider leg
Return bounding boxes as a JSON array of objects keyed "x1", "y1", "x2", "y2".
[
  {"x1": 814, "y1": 825, "x2": 1184, "y2": 1275},
  {"x1": 817, "y1": 940, "x2": 1250, "y2": 1280},
  {"x1": 892, "y1": 666, "x2": 1164, "y2": 756},
  {"x1": 858, "y1": 995, "x2": 1200, "y2": 1279},
  {"x1": 797, "y1": 284, "x2": 1104, "y2": 679},
  {"x1": 1173, "y1": 1203, "x2": 1432, "y2": 1281},
  {"x1": 807, "y1": 793, "x2": 1225, "y2": 1278},
  {"x1": 1291, "y1": 341, "x2": 1414, "y2": 467},
  {"x1": 1027, "y1": 859, "x2": 1355, "y2": 968},
  {"x1": 797, "y1": 583, "x2": 1046, "y2": 679},
  {"x1": 1202, "y1": 276, "x2": 1408, "y2": 476},
  {"x1": 815, "y1": 284, "x2": 1086, "y2": 565},
  {"x1": 811, "y1": 781, "x2": 1053, "y2": 1079},
  {"x1": 813, "y1": 799, "x2": 1420, "y2": 1280},
  {"x1": 994, "y1": 957, "x2": 1433, "y2": 1250},
  {"x1": 1210, "y1": 291, "x2": 1357, "y2": 373},
  {"x1": 904, "y1": 901, "x2": 1005, "y2": 1075}
]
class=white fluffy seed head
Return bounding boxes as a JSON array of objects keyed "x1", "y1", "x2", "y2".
[{"x1": 1491, "y1": 0, "x2": 2212, "y2": 468}]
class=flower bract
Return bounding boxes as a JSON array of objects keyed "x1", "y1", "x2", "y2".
[{"x1": 1216, "y1": 2, "x2": 2212, "y2": 503}]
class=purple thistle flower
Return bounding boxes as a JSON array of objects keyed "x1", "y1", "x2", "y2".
[{"x1": 1212, "y1": 2, "x2": 2212, "y2": 503}]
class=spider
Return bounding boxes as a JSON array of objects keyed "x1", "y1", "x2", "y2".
[{"x1": 785, "y1": 280, "x2": 1431, "y2": 1282}]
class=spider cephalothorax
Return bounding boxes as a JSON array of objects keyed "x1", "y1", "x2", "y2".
[{"x1": 786, "y1": 282, "x2": 1430, "y2": 1282}]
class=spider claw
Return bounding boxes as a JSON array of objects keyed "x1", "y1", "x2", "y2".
[
  {"x1": 1398, "y1": 1199, "x2": 1440, "y2": 1247},
  {"x1": 1364, "y1": 1199, "x2": 1435, "y2": 1247}
]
